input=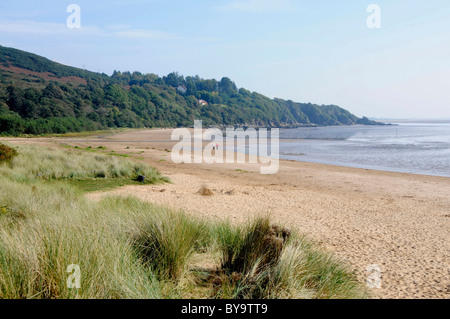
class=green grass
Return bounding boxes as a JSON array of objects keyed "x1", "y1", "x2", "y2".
[
  {"x1": 133, "y1": 209, "x2": 207, "y2": 280},
  {"x1": 0, "y1": 143, "x2": 169, "y2": 184},
  {"x1": 209, "y1": 217, "x2": 366, "y2": 299},
  {"x1": 15, "y1": 128, "x2": 134, "y2": 139},
  {"x1": 67, "y1": 178, "x2": 152, "y2": 192},
  {"x1": 0, "y1": 184, "x2": 163, "y2": 298},
  {"x1": 107, "y1": 153, "x2": 131, "y2": 158},
  {"x1": 0, "y1": 143, "x2": 368, "y2": 299}
]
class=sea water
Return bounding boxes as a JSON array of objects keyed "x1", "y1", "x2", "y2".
[{"x1": 278, "y1": 123, "x2": 450, "y2": 177}]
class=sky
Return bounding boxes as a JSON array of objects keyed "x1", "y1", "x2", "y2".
[{"x1": 1, "y1": 0, "x2": 449, "y2": 119}]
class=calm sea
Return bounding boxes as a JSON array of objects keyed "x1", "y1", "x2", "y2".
[{"x1": 278, "y1": 123, "x2": 450, "y2": 177}]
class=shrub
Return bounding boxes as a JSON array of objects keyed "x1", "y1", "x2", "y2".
[{"x1": 0, "y1": 143, "x2": 18, "y2": 165}]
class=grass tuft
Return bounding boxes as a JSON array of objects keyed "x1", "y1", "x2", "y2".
[
  {"x1": 211, "y1": 217, "x2": 366, "y2": 299},
  {"x1": 133, "y1": 210, "x2": 206, "y2": 280}
]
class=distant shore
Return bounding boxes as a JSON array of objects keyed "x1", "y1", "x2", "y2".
[{"x1": 3, "y1": 128, "x2": 449, "y2": 299}]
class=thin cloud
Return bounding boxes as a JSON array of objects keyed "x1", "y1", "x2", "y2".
[
  {"x1": 215, "y1": 0, "x2": 292, "y2": 13},
  {"x1": 106, "y1": 24, "x2": 131, "y2": 31},
  {"x1": 0, "y1": 19, "x2": 104, "y2": 36},
  {"x1": 115, "y1": 29, "x2": 180, "y2": 40},
  {"x1": 0, "y1": 19, "x2": 179, "y2": 40}
]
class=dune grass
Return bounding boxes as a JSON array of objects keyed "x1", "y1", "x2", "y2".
[
  {"x1": 0, "y1": 143, "x2": 169, "y2": 185},
  {"x1": 15, "y1": 128, "x2": 133, "y2": 139},
  {"x1": 0, "y1": 179, "x2": 162, "y2": 299},
  {"x1": 0, "y1": 143, "x2": 368, "y2": 299},
  {"x1": 67, "y1": 178, "x2": 151, "y2": 192},
  {"x1": 208, "y1": 218, "x2": 366, "y2": 299}
]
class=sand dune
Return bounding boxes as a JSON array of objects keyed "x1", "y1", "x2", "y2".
[{"x1": 6, "y1": 129, "x2": 449, "y2": 299}]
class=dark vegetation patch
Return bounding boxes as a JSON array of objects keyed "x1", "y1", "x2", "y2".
[{"x1": 0, "y1": 143, "x2": 18, "y2": 164}]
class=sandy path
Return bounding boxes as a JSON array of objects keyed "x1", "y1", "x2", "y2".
[{"x1": 4, "y1": 129, "x2": 449, "y2": 299}]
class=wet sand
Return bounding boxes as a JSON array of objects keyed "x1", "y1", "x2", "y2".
[{"x1": 4, "y1": 128, "x2": 449, "y2": 299}]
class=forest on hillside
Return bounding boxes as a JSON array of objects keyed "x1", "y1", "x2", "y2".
[{"x1": 0, "y1": 45, "x2": 380, "y2": 135}]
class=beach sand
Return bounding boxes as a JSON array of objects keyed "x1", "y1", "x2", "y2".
[{"x1": 4, "y1": 128, "x2": 449, "y2": 299}]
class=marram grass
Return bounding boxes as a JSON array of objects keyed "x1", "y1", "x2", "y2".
[
  {"x1": 0, "y1": 143, "x2": 368, "y2": 299},
  {"x1": 0, "y1": 143, "x2": 169, "y2": 184}
]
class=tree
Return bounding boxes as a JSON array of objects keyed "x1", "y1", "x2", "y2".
[
  {"x1": 163, "y1": 72, "x2": 184, "y2": 87},
  {"x1": 219, "y1": 77, "x2": 237, "y2": 94}
]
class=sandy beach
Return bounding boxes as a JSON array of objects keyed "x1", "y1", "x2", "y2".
[{"x1": 4, "y1": 128, "x2": 449, "y2": 299}]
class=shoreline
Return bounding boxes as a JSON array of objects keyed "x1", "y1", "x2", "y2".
[
  {"x1": 6, "y1": 123, "x2": 449, "y2": 179},
  {"x1": 2, "y1": 128, "x2": 449, "y2": 299},
  {"x1": 281, "y1": 157, "x2": 450, "y2": 179}
]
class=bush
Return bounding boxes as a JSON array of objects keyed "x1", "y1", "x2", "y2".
[{"x1": 0, "y1": 143, "x2": 18, "y2": 164}]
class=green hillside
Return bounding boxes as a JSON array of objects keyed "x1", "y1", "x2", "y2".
[{"x1": 0, "y1": 45, "x2": 381, "y2": 135}]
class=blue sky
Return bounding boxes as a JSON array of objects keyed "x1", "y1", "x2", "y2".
[{"x1": 1, "y1": 0, "x2": 449, "y2": 119}]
